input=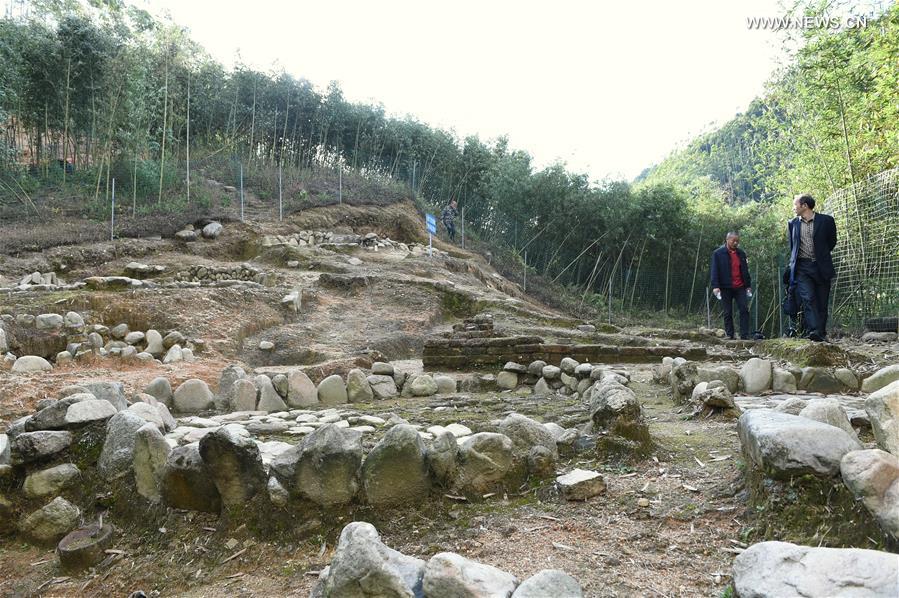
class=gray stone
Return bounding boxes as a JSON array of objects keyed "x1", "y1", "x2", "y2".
[
  {"x1": 199, "y1": 426, "x2": 266, "y2": 508},
  {"x1": 98, "y1": 411, "x2": 148, "y2": 480},
  {"x1": 799, "y1": 398, "x2": 858, "y2": 439},
  {"x1": 528, "y1": 360, "x2": 547, "y2": 376},
  {"x1": 427, "y1": 431, "x2": 458, "y2": 485},
  {"x1": 773, "y1": 397, "x2": 808, "y2": 415},
  {"x1": 272, "y1": 374, "x2": 288, "y2": 397},
  {"x1": 863, "y1": 365, "x2": 899, "y2": 394},
  {"x1": 82, "y1": 381, "x2": 128, "y2": 411},
  {"x1": 362, "y1": 424, "x2": 430, "y2": 505},
  {"x1": 737, "y1": 410, "x2": 862, "y2": 478},
  {"x1": 230, "y1": 378, "x2": 258, "y2": 411},
  {"x1": 669, "y1": 361, "x2": 698, "y2": 402},
  {"x1": 26, "y1": 395, "x2": 91, "y2": 431},
  {"x1": 126, "y1": 402, "x2": 168, "y2": 432},
  {"x1": 533, "y1": 378, "x2": 551, "y2": 396},
  {"x1": 422, "y1": 552, "x2": 518, "y2": 598},
  {"x1": 12, "y1": 431, "x2": 73, "y2": 463},
  {"x1": 698, "y1": 365, "x2": 740, "y2": 394},
  {"x1": 202, "y1": 221, "x2": 223, "y2": 239},
  {"x1": 502, "y1": 361, "x2": 528, "y2": 374},
  {"x1": 512, "y1": 570, "x2": 583, "y2": 598},
  {"x1": 144, "y1": 377, "x2": 173, "y2": 407},
  {"x1": 840, "y1": 449, "x2": 899, "y2": 541},
  {"x1": 866, "y1": 380, "x2": 899, "y2": 455},
  {"x1": 35, "y1": 313, "x2": 64, "y2": 330},
  {"x1": 835, "y1": 368, "x2": 859, "y2": 391},
  {"x1": 732, "y1": 541, "x2": 899, "y2": 598},
  {"x1": 560, "y1": 357, "x2": 579, "y2": 375},
  {"x1": 541, "y1": 365, "x2": 561, "y2": 380},
  {"x1": 372, "y1": 361, "x2": 395, "y2": 376},
  {"x1": 110, "y1": 323, "x2": 129, "y2": 339},
  {"x1": 173, "y1": 379, "x2": 214, "y2": 413},
  {"x1": 589, "y1": 379, "x2": 641, "y2": 428},
  {"x1": 0, "y1": 433, "x2": 8, "y2": 465},
  {"x1": 434, "y1": 375, "x2": 456, "y2": 394},
  {"x1": 65, "y1": 399, "x2": 118, "y2": 426},
  {"x1": 556, "y1": 469, "x2": 606, "y2": 501},
  {"x1": 863, "y1": 332, "x2": 899, "y2": 343},
  {"x1": 133, "y1": 423, "x2": 171, "y2": 503},
  {"x1": 163, "y1": 331, "x2": 185, "y2": 349},
  {"x1": 0, "y1": 326, "x2": 7, "y2": 353},
  {"x1": 288, "y1": 370, "x2": 318, "y2": 407},
  {"x1": 161, "y1": 443, "x2": 221, "y2": 513},
  {"x1": 124, "y1": 331, "x2": 145, "y2": 345},
  {"x1": 56, "y1": 350, "x2": 73, "y2": 365},
  {"x1": 19, "y1": 497, "x2": 80, "y2": 544},
  {"x1": 319, "y1": 521, "x2": 425, "y2": 598},
  {"x1": 741, "y1": 358, "x2": 772, "y2": 394},
  {"x1": 772, "y1": 368, "x2": 798, "y2": 393},
  {"x1": 256, "y1": 375, "x2": 288, "y2": 412},
  {"x1": 318, "y1": 374, "x2": 348, "y2": 406},
  {"x1": 258, "y1": 340, "x2": 274, "y2": 351},
  {"x1": 145, "y1": 329, "x2": 164, "y2": 357},
  {"x1": 268, "y1": 476, "x2": 289, "y2": 507},
  {"x1": 455, "y1": 433, "x2": 514, "y2": 494},
  {"x1": 23, "y1": 463, "x2": 81, "y2": 498},
  {"x1": 408, "y1": 374, "x2": 438, "y2": 397},
  {"x1": 367, "y1": 374, "x2": 399, "y2": 399},
  {"x1": 798, "y1": 367, "x2": 842, "y2": 394},
  {"x1": 11, "y1": 355, "x2": 52, "y2": 373},
  {"x1": 496, "y1": 371, "x2": 519, "y2": 390},
  {"x1": 346, "y1": 369, "x2": 374, "y2": 403},
  {"x1": 163, "y1": 344, "x2": 183, "y2": 364},
  {"x1": 272, "y1": 424, "x2": 362, "y2": 506},
  {"x1": 498, "y1": 413, "x2": 558, "y2": 464}
]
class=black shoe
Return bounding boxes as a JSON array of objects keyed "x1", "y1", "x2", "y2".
[{"x1": 807, "y1": 331, "x2": 824, "y2": 342}]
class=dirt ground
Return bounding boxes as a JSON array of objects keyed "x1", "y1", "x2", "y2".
[{"x1": 1, "y1": 197, "x2": 895, "y2": 597}]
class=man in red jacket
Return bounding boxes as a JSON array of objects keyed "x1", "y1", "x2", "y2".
[{"x1": 711, "y1": 232, "x2": 753, "y2": 340}]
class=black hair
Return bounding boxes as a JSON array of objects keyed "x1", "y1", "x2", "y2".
[{"x1": 797, "y1": 194, "x2": 815, "y2": 209}]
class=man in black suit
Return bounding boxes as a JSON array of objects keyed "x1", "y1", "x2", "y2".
[
  {"x1": 711, "y1": 232, "x2": 753, "y2": 340},
  {"x1": 788, "y1": 194, "x2": 838, "y2": 342}
]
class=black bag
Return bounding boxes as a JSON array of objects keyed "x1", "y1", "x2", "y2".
[{"x1": 782, "y1": 286, "x2": 799, "y2": 317}]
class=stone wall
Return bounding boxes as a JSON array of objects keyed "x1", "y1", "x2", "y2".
[{"x1": 423, "y1": 336, "x2": 707, "y2": 369}]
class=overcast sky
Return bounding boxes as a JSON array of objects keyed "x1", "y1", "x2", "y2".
[{"x1": 144, "y1": 0, "x2": 797, "y2": 181}]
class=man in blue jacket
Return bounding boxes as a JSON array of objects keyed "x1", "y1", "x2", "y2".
[
  {"x1": 788, "y1": 194, "x2": 837, "y2": 342},
  {"x1": 711, "y1": 232, "x2": 753, "y2": 340}
]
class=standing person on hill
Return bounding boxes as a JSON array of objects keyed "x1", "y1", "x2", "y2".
[
  {"x1": 788, "y1": 193, "x2": 837, "y2": 342},
  {"x1": 711, "y1": 232, "x2": 753, "y2": 340},
  {"x1": 441, "y1": 198, "x2": 458, "y2": 242}
]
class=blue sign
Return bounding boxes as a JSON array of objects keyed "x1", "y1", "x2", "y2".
[{"x1": 426, "y1": 213, "x2": 437, "y2": 234}]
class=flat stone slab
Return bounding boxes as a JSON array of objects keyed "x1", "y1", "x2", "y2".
[
  {"x1": 738, "y1": 409, "x2": 862, "y2": 478},
  {"x1": 733, "y1": 541, "x2": 899, "y2": 597},
  {"x1": 556, "y1": 469, "x2": 606, "y2": 500}
]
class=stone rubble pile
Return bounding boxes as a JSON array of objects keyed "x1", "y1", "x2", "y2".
[
  {"x1": 1, "y1": 374, "x2": 587, "y2": 544},
  {"x1": 312, "y1": 521, "x2": 584, "y2": 598},
  {"x1": 173, "y1": 263, "x2": 266, "y2": 284},
  {"x1": 260, "y1": 229, "x2": 442, "y2": 256},
  {"x1": 0, "y1": 314, "x2": 202, "y2": 369},
  {"x1": 175, "y1": 221, "x2": 224, "y2": 242}
]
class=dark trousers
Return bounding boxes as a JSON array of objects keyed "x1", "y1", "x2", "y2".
[
  {"x1": 720, "y1": 287, "x2": 750, "y2": 339},
  {"x1": 444, "y1": 221, "x2": 456, "y2": 242},
  {"x1": 795, "y1": 258, "x2": 831, "y2": 338}
]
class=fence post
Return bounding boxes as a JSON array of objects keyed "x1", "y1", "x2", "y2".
[
  {"x1": 239, "y1": 162, "x2": 244, "y2": 222},
  {"x1": 338, "y1": 166, "x2": 342, "y2": 205},
  {"x1": 110, "y1": 178, "x2": 115, "y2": 241},
  {"x1": 706, "y1": 288, "x2": 711, "y2": 329},
  {"x1": 523, "y1": 251, "x2": 527, "y2": 292},
  {"x1": 608, "y1": 278, "x2": 612, "y2": 325},
  {"x1": 461, "y1": 207, "x2": 465, "y2": 249},
  {"x1": 278, "y1": 161, "x2": 283, "y2": 221}
]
